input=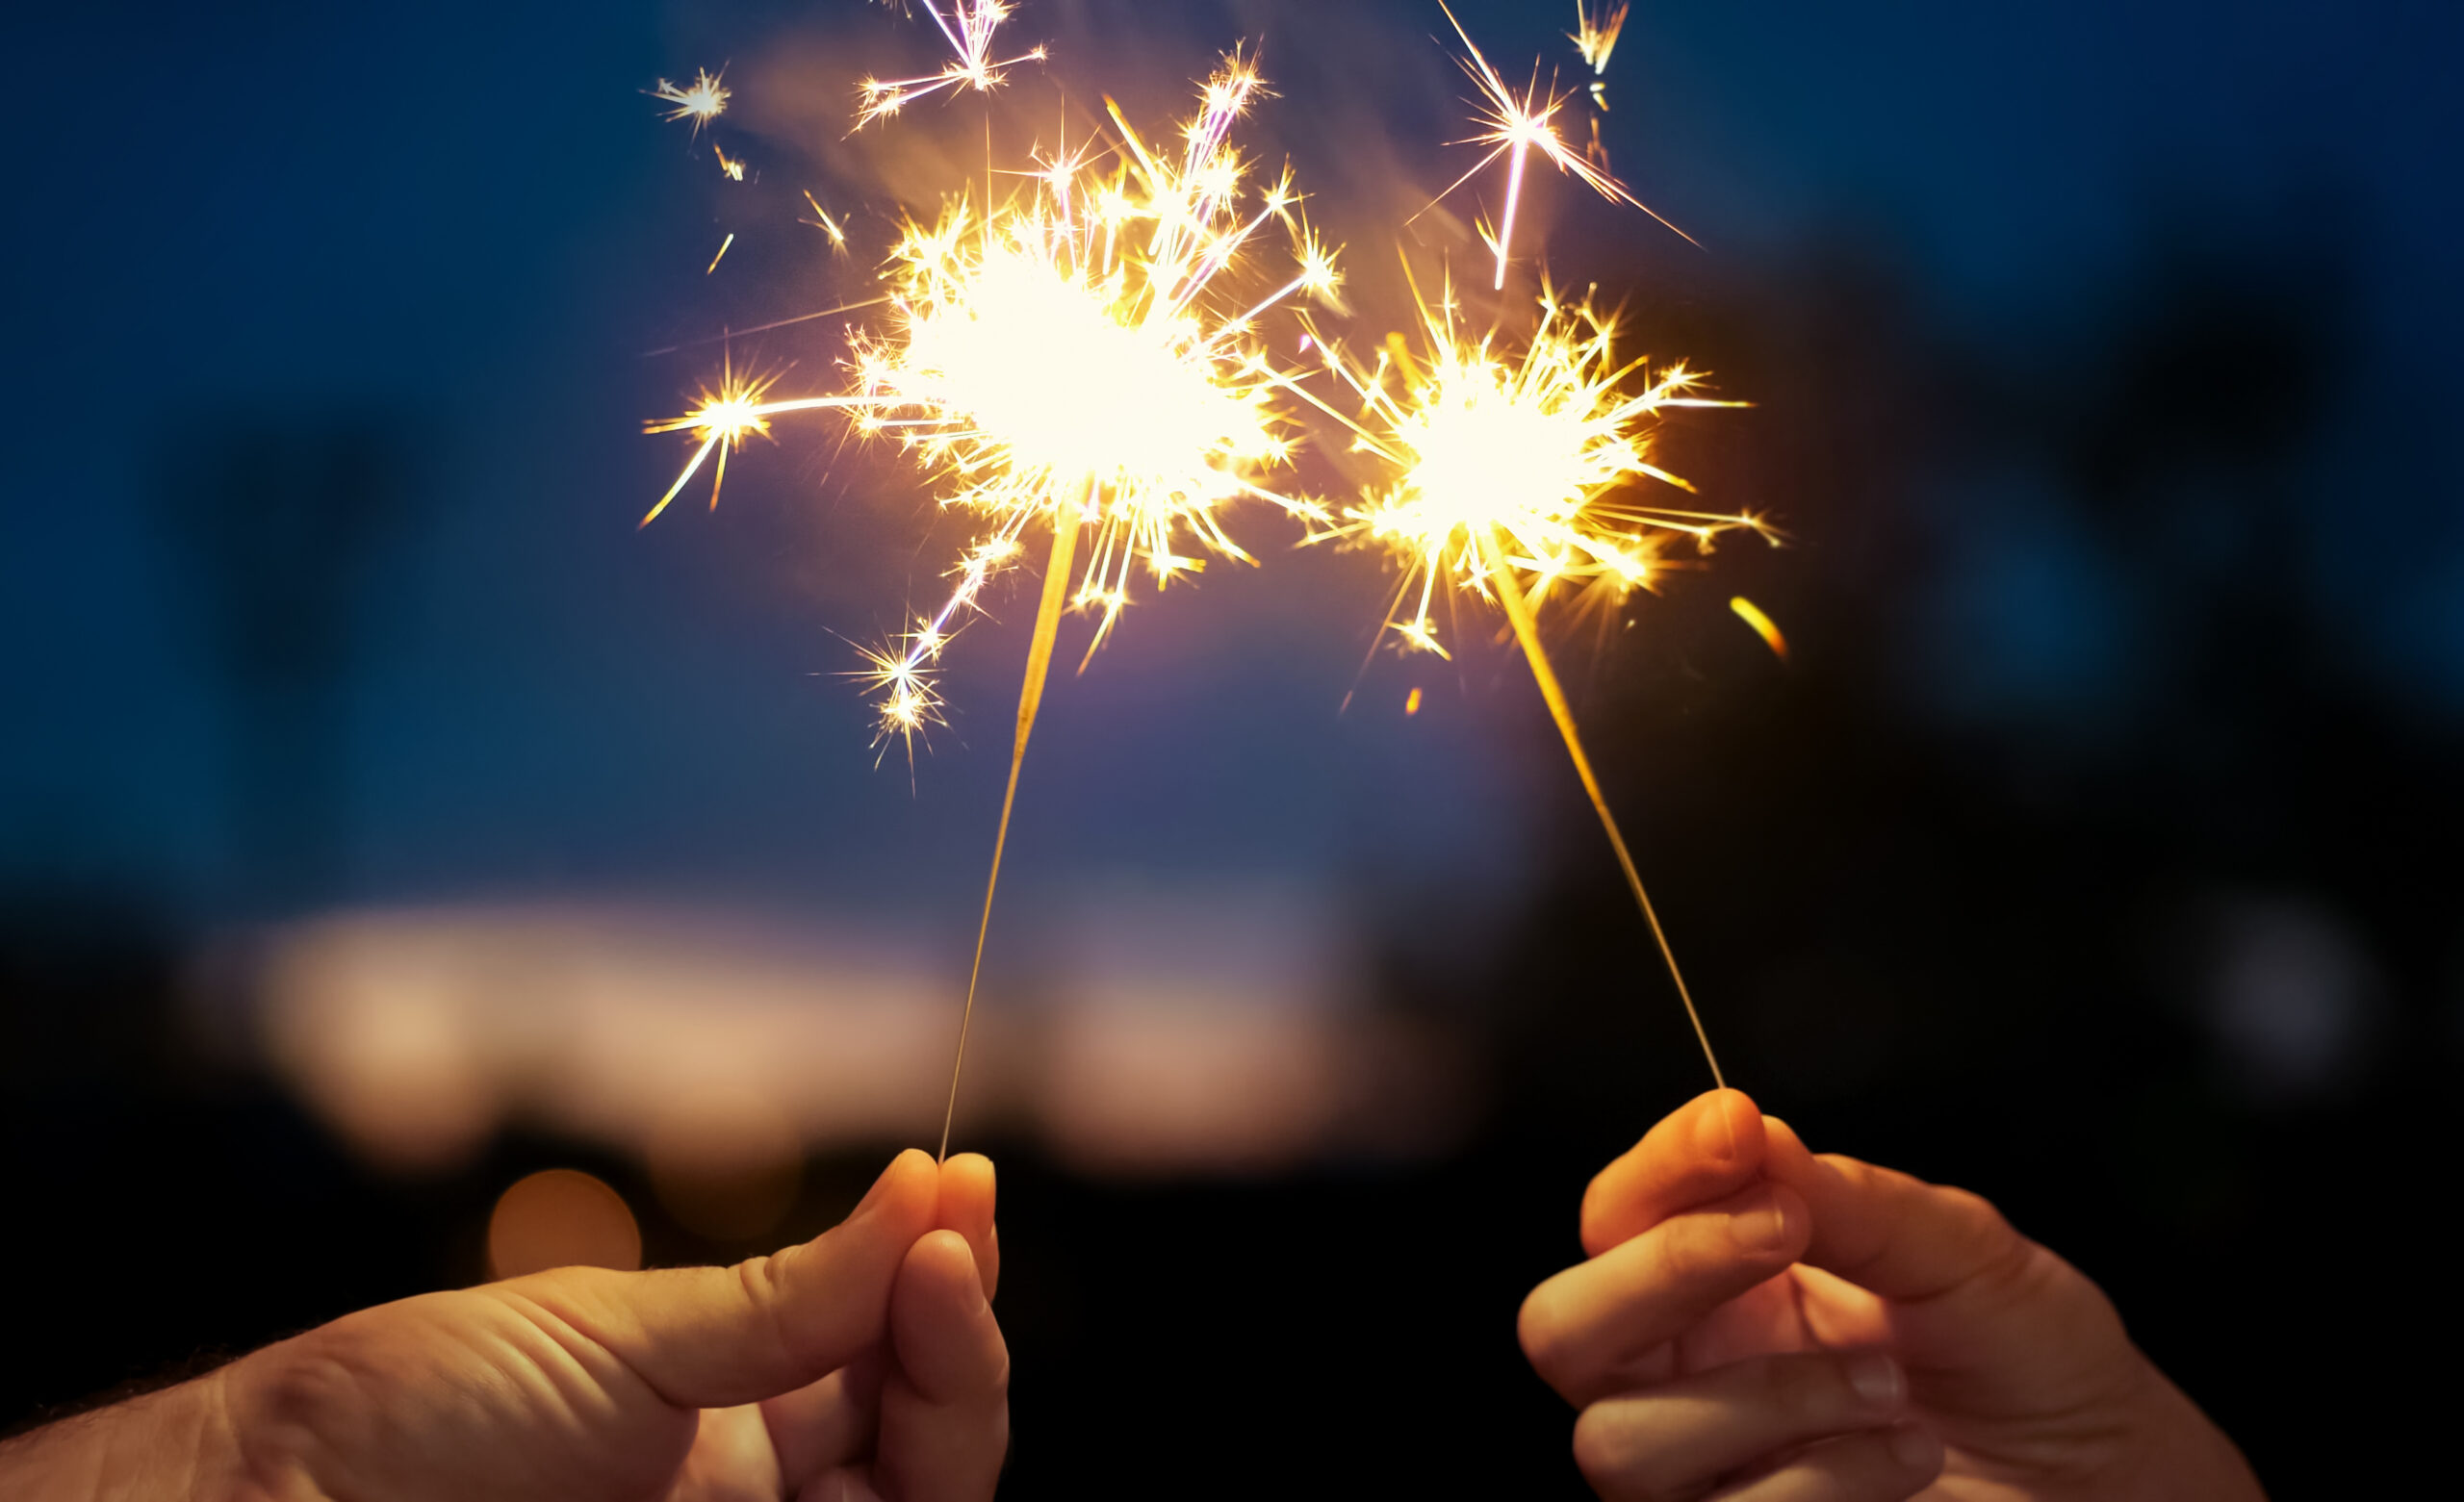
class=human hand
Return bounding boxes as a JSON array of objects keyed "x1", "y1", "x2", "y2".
[
  {"x1": 1519, "y1": 1091, "x2": 2263, "y2": 1501},
  {"x1": 0, "y1": 1149, "x2": 1007, "y2": 1502}
]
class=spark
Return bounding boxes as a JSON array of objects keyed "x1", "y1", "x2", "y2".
[
  {"x1": 638, "y1": 351, "x2": 804, "y2": 524},
  {"x1": 1731, "y1": 595, "x2": 1787, "y2": 660},
  {"x1": 706, "y1": 232, "x2": 734, "y2": 274},
  {"x1": 651, "y1": 53, "x2": 1329, "y2": 744},
  {"x1": 1426, "y1": 2, "x2": 1689, "y2": 290},
  {"x1": 1303, "y1": 275, "x2": 1772, "y2": 1085},
  {"x1": 1572, "y1": 2, "x2": 1629, "y2": 110},
  {"x1": 647, "y1": 67, "x2": 731, "y2": 135},
  {"x1": 714, "y1": 144, "x2": 747, "y2": 181},
  {"x1": 857, "y1": 0, "x2": 1049, "y2": 126},
  {"x1": 802, "y1": 191, "x2": 852, "y2": 254},
  {"x1": 1405, "y1": 686, "x2": 1424, "y2": 716},
  {"x1": 1308, "y1": 277, "x2": 1767, "y2": 656}
]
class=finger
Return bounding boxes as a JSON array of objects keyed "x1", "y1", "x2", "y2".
[
  {"x1": 1758, "y1": 1142, "x2": 2029, "y2": 1303},
  {"x1": 937, "y1": 1153, "x2": 1000, "y2": 1299},
  {"x1": 876, "y1": 1231, "x2": 1010, "y2": 1502},
  {"x1": 1709, "y1": 1423, "x2": 1944, "y2": 1502},
  {"x1": 516, "y1": 1149, "x2": 939, "y2": 1410},
  {"x1": 1583, "y1": 1089, "x2": 1767, "y2": 1257},
  {"x1": 1523, "y1": 1181, "x2": 1810, "y2": 1406},
  {"x1": 1572, "y1": 1350, "x2": 1909, "y2": 1502},
  {"x1": 760, "y1": 1351, "x2": 883, "y2": 1488},
  {"x1": 1762, "y1": 1131, "x2": 2135, "y2": 1403}
]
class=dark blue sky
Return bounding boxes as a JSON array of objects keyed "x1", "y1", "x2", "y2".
[{"x1": 4, "y1": 0, "x2": 2455, "y2": 929}]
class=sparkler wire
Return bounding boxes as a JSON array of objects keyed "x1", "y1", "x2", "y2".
[
  {"x1": 1487, "y1": 533, "x2": 1725, "y2": 1088},
  {"x1": 937, "y1": 514, "x2": 1081, "y2": 1161}
]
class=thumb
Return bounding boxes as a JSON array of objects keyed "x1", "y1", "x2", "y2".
[
  {"x1": 513, "y1": 1148, "x2": 940, "y2": 1410},
  {"x1": 1760, "y1": 1122, "x2": 2026, "y2": 1302}
]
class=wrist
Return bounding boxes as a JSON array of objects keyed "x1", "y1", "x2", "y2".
[{"x1": 0, "y1": 1367, "x2": 254, "y2": 1502}]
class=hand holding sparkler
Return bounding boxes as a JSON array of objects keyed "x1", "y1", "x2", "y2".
[
  {"x1": 1523, "y1": 1092, "x2": 2268, "y2": 1502},
  {"x1": 0, "y1": 1153, "x2": 1010, "y2": 1502}
]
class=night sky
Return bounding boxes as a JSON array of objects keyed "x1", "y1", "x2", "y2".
[{"x1": 7, "y1": 0, "x2": 2455, "y2": 929}]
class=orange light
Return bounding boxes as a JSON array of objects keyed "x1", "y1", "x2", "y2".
[
  {"x1": 1404, "y1": 686, "x2": 1424, "y2": 716},
  {"x1": 487, "y1": 1169, "x2": 642, "y2": 1280},
  {"x1": 1730, "y1": 595, "x2": 1788, "y2": 661}
]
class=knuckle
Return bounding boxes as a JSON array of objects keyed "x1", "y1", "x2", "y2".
[
  {"x1": 1569, "y1": 1404, "x2": 1624, "y2": 1487},
  {"x1": 1654, "y1": 1211, "x2": 1730, "y2": 1284},
  {"x1": 1570, "y1": 1404, "x2": 1656, "y2": 1500},
  {"x1": 1516, "y1": 1282, "x2": 1576, "y2": 1379}
]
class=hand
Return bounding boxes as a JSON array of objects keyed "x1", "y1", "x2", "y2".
[
  {"x1": 0, "y1": 1149, "x2": 1008, "y2": 1502},
  {"x1": 1519, "y1": 1091, "x2": 2263, "y2": 1501}
]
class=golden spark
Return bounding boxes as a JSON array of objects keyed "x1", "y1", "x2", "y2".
[
  {"x1": 714, "y1": 143, "x2": 748, "y2": 181},
  {"x1": 1427, "y1": 1, "x2": 1688, "y2": 290},
  {"x1": 648, "y1": 67, "x2": 732, "y2": 135},
  {"x1": 1731, "y1": 595, "x2": 1788, "y2": 660},
  {"x1": 1304, "y1": 274, "x2": 1772, "y2": 1083},
  {"x1": 802, "y1": 191, "x2": 852, "y2": 254},
  {"x1": 858, "y1": 0, "x2": 1049, "y2": 126},
  {"x1": 706, "y1": 232, "x2": 735, "y2": 274},
  {"x1": 1572, "y1": 1, "x2": 1630, "y2": 110}
]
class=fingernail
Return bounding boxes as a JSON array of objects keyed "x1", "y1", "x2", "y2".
[
  {"x1": 1732, "y1": 1192, "x2": 1795, "y2": 1252},
  {"x1": 856, "y1": 1153, "x2": 906, "y2": 1214},
  {"x1": 1886, "y1": 1423, "x2": 1942, "y2": 1471},
  {"x1": 1845, "y1": 1351, "x2": 1904, "y2": 1412},
  {"x1": 1694, "y1": 1093, "x2": 1745, "y2": 1163}
]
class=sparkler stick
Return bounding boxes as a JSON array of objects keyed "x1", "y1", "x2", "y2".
[
  {"x1": 1488, "y1": 538, "x2": 1722, "y2": 1087},
  {"x1": 647, "y1": 53, "x2": 1336, "y2": 1147},
  {"x1": 1301, "y1": 277, "x2": 1770, "y2": 1085},
  {"x1": 939, "y1": 512, "x2": 1078, "y2": 1161}
]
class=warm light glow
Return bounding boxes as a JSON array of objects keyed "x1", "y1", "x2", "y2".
[
  {"x1": 1731, "y1": 594, "x2": 1788, "y2": 660},
  {"x1": 1307, "y1": 279, "x2": 1769, "y2": 657},
  {"x1": 489, "y1": 1170, "x2": 642, "y2": 1279},
  {"x1": 650, "y1": 54, "x2": 1334, "y2": 760},
  {"x1": 648, "y1": 67, "x2": 731, "y2": 135}
]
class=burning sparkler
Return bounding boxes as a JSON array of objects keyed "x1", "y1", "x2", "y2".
[
  {"x1": 1426, "y1": 1, "x2": 1688, "y2": 291},
  {"x1": 647, "y1": 52, "x2": 1336, "y2": 1153},
  {"x1": 1301, "y1": 274, "x2": 1770, "y2": 1083},
  {"x1": 648, "y1": 67, "x2": 732, "y2": 135},
  {"x1": 858, "y1": 0, "x2": 1050, "y2": 126}
]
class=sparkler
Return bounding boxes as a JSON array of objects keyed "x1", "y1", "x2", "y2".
[
  {"x1": 1426, "y1": 2, "x2": 1688, "y2": 291},
  {"x1": 1302, "y1": 276, "x2": 1772, "y2": 1085},
  {"x1": 648, "y1": 67, "x2": 731, "y2": 135},
  {"x1": 646, "y1": 53, "x2": 1336, "y2": 1154},
  {"x1": 858, "y1": 0, "x2": 1049, "y2": 126}
]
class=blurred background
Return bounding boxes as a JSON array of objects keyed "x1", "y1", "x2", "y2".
[{"x1": 4, "y1": 0, "x2": 2457, "y2": 1492}]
